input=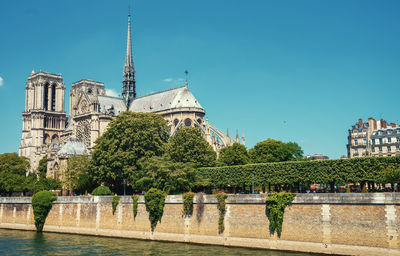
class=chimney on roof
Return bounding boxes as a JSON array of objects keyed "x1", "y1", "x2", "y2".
[
  {"x1": 358, "y1": 118, "x2": 363, "y2": 128},
  {"x1": 390, "y1": 122, "x2": 396, "y2": 128},
  {"x1": 382, "y1": 120, "x2": 387, "y2": 129},
  {"x1": 374, "y1": 120, "x2": 377, "y2": 130}
]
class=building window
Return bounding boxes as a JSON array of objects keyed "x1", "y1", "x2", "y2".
[
  {"x1": 354, "y1": 139, "x2": 358, "y2": 146},
  {"x1": 354, "y1": 148, "x2": 358, "y2": 154},
  {"x1": 388, "y1": 130, "x2": 392, "y2": 134},
  {"x1": 184, "y1": 118, "x2": 192, "y2": 127},
  {"x1": 397, "y1": 145, "x2": 400, "y2": 150},
  {"x1": 379, "y1": 146, "x2": 382, "y2": 152},
  {"x1": 372, "y1": 139, "x2": 375, "y2": 145},
  {"x1": 378, "y1": 131, "x2": 382, "y2": 135},
  {"x1": 388, "y1": 146, "x2": 391, "y2": 152},
  {"x1": 397, "y1": 137, "x2": 400, "y2": 142},
  {"x1": 379, "y1": 138, "x2": 383, "y2": 144},
  {"x1": 363, "y1": 138, "x2": 367, "y2": 145},
  {"x1": 372, "y1": 147, "x2": 375, "y2": 152},
  {"x1": 388, "y1": 137, "x2": 392, "y2": 143}
]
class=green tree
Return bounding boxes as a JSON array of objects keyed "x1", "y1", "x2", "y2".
[
  {"x1": 218, "y1": 143, "x2": 249, "y2": 166},
  {"x1": 31, "y1": 176, "x2": 62, "y2": 194},
  {"x1": 0, "y1": 153, "x2": 30, "y2": 195},
  {"x1": 167, "y1": 128, "x2": 216, "y2": 167},
  {"x1": 0, "y1": 153, "x2": 29, "y2": 175},
  {"x1": 37, "y1": 156, "x2": 48, "y2": 176},
  {"x1": 382, "y1": 165, "x2": 400, "y2": 191},
  {"x1": 132, "y1": 156, "x2": 207, "y2": 194},
  {"x1": 65, "y1": 155, "x2": 92, "y2": 194},
  {"x1": 284, "y1": 142, "x2": 304, "y2": 160},
  {"x1": 89, "y1": 112, "x2": 169, "y2": 192},
  {"x1": 249, "y1": 139, "x2": 303, "y2": 163}
]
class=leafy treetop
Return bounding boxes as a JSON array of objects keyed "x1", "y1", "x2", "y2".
[
  {"x1": 218, "y1": 143, "x2": 249, "y2": 166},
  {"x1": 37, "y1": 156, "x2": 48, "y2": 176},
  {"x1": 65, "y1": 155, "x2": 92, "y2": 194},
  {"x1": 249, "y1": 139, "x2": 304, "y2": 163},
  {"x1": 0, "y1": 153, "x2": 29, "y2": 175},
  {"x1": 131, "y1": 156, "x2": 207, "y2": 194},
  {"x1": 89, "y1": 112, "x2": 169, "y2": 191},
  {"x1": 167, "y1": 128, "x2": 216, "y2": 168}
]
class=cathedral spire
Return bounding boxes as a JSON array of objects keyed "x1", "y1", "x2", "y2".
[{"x1": 122, "y1": 11, "x2": 136, "y2": 106}]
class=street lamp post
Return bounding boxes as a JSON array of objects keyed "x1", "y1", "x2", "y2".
[{"x1": 123, "y1": 179, "x2": 126, "y2": 196}]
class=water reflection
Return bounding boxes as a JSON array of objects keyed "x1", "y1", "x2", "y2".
[{"x1": 0, "y1": 229, "x2": 318, "y2": 256}]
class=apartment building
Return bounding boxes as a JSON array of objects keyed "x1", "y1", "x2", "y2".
[{"x1": 347, "y1": 117, "x2": 400, "y2": 158}]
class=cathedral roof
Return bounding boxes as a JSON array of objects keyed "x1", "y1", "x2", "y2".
[
  {"x1": 58, "y1": 138, "x2": 89, "y2": 156},
  {"x1": 128, "y1": 86, "x2": 204, "y2": 113},
  {"x1": 98, "y1": 95, "x2": 127, "y2": 115}
]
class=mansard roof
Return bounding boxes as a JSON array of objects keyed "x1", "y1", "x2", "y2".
[
  {"x1": 128, "y1": 86, "x2": 204, "y2": 113},
  {"x1": 98, "y1": 95, "x2": 126, "y2": 115}
]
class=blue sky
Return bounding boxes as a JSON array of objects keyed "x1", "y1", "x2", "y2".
[{"x1": 1, "y1": 0, "x2": 400, "y2": 159}]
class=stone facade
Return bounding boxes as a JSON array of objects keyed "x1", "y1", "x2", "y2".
[
  {"x1": 0, "y1": 193, "x2": 399, "y2": 255},
  {"x1": 347, "y1": 117, "x2": 400, "y2": 158},
  {"x1": 19, "y1": 14, "x2": 242, "y2": 176},
  {"x1": 19, "y1": 72, "x2": 67, "y2": 174}
]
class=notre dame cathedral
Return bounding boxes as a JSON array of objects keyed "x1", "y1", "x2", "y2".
[{"x1": 19, "y1": 14, "x2": 244, "y2": 178}]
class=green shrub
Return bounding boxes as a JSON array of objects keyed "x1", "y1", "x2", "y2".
[
  {"x1": 182, "y1": 191, "x2": 194, "y2": 217},
  {"x1": 144, "y1": 188, "x2": 166, "y2": 232},
  {"x1": 112, "y1": 195, "x2": 120, "y2": 215},
  {"x1": 32, "y1": 191, "x2": 57, "y2": 232},
  {"x1": 265, "y1": 192, "x2": 296, "y2": 237},
  {"x1": 92, "y1": 186, "x2": 112, "y2": 196},
  {"x1": 216, "y1": 193, "x2": 228, "y2": 234},
  {"x1": 132, "y1": 195, "x2": 139, "y2": 220}
]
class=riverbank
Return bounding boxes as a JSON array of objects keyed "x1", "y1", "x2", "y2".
[{"x1": 0, "y1": 193, "x2": 399, "y2": 255}]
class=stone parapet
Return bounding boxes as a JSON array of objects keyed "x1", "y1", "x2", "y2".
[
  {"x1": 2, "y1": 193, "x2": 400, "y2": 205},
  {"x1": 0, "y1": 193, "x2": 399, "y2": 255}
]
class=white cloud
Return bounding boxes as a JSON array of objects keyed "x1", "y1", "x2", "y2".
[
  {"x1": 162, "y1": 77, "x2": 185, "y2": 85},
  {"x1": 105, "y1": 89, "x2": 119, "y2": 97},
  {"x1": 0, "y1": 77, "x2": 3, "y2": 86}
]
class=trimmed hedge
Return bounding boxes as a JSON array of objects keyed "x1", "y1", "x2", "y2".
[
  {"x1": 32, "y1": 191, "x2": 57, "y2": 232},
  {"x1": 92, "y1": 186, "x2": 112, "y2": 196},
  {"x1": 198, "y1": 156, "x2": 400, "y2": 187}
]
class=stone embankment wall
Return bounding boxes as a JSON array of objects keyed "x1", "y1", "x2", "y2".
[{"x1": 0, "y1": 193, "x2": 399, "y2": 256}]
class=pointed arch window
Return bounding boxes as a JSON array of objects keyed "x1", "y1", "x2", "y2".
[
  {"x1": 51, "y1": 84, "x2": 56, "y2": 111},
  {"x1": 43, "y1": 83, "x2": 49, "y2": 110}
]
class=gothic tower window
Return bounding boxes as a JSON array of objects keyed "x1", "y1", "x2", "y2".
[
  {"x1": 51, "y1": 84, "x2": 56, "y2": 111},
  {"x1": 44, "y1": 83, "x2": 49, "y2": 110}
]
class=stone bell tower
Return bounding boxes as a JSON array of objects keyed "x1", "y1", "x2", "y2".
[{"x1": 19, "y1": 71, "x2": 67, "y2": 173}]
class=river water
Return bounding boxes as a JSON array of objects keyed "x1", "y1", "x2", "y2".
[{"x1": 0, "y1": 229, "x2": 318, "y2": 256}]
